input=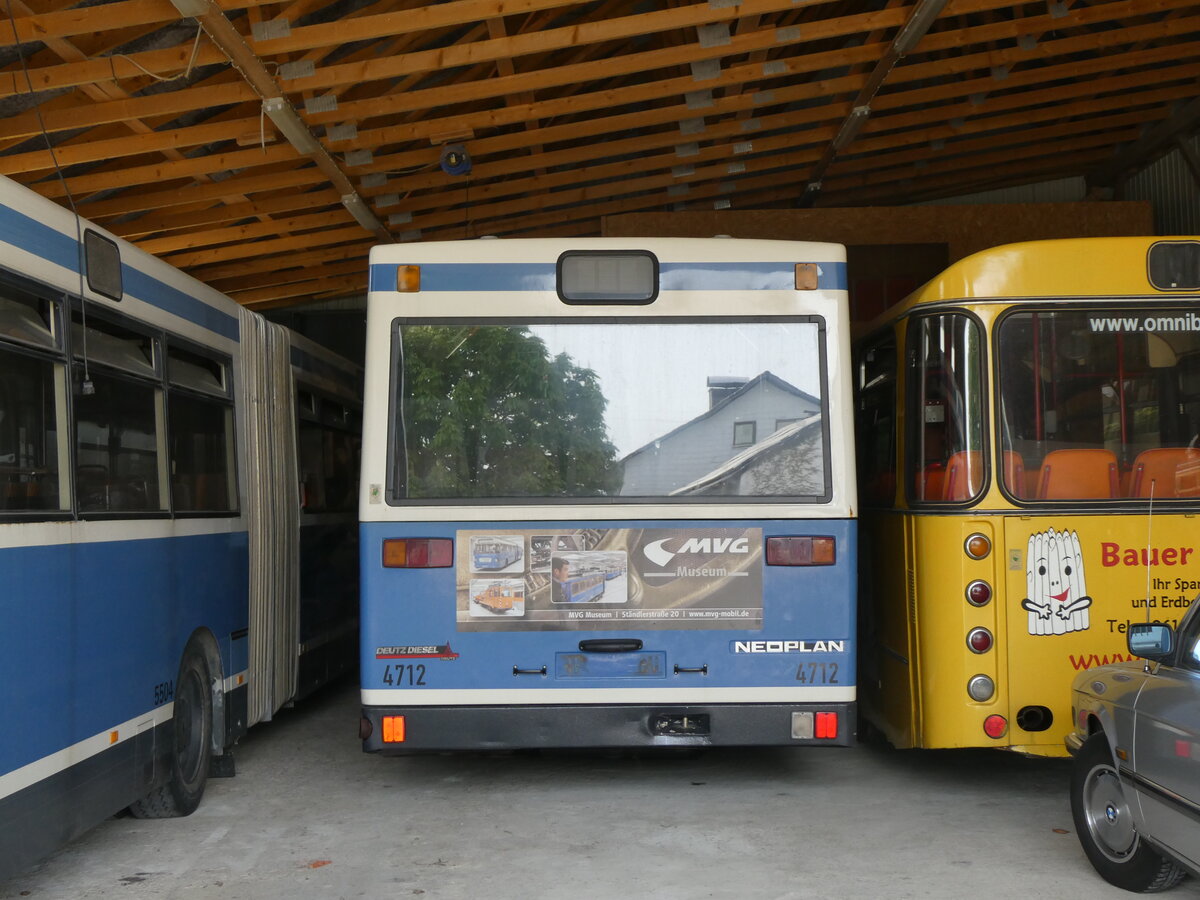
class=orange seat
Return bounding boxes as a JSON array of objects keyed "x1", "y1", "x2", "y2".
[
  {"x1": 1037, "y1": 449, "x2": 1119, "y2": 499},
  {"x1": 1129, "y1": 448, "x2": 1200, "y2": 498},
  {"x1": 1002, "y1": 451, "x2": 1028, "y2": 499},
  {"x1": 915, "y1": 463, "x2": 945, "y2": 502},
  {"x1": 943, "y1": 451, "x2": 982, "y2": 501}
]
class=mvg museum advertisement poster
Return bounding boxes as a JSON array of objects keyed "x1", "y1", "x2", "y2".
[{"x1": 455, "y1": 527, "x2": 763, "y2": 631}]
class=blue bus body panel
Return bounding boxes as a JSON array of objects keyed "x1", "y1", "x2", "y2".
[
  {"x1": 0, "y1": 531, "x2": 248, "y2": 780},
  {"x1": 360, "y1": 519, "x2": 856, "y2": 694}
]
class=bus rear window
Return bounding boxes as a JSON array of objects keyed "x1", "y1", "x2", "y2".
[
  {"x1": 998, "y1": 308, "x2": 1200, "y2": 501},
  {"x1": 391, "y1": 320, "x2": 829, "y2": 502}
]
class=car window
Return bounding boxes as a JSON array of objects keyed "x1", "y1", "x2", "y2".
[{"x1": 1177, "y1": 610, "x2": 1200, "y2": 671}]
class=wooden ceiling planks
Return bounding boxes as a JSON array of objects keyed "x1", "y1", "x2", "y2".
[{"x1": 1, "y1": 0, "x2": 1197, "y2": 307}]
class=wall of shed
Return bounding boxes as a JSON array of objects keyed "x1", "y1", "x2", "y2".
[
  {"x1": 602, "y1": 201, "x2": 1153, "y2": 262},
  {"x1": 603, "y1": 202, "x2": 1153, "y2": 322}
]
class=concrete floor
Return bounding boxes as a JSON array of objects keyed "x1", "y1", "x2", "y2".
[{"x1": 4, "y1": 681, "x2": 1199, "y2": 900}]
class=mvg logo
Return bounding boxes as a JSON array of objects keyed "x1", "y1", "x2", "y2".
[{"x1": 644, "y1": 536, "x2": 750, "y2": 567}]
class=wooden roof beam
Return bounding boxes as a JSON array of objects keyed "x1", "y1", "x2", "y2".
[
  {"x1": 0, "y1": 0, "x2": 1005, "y2": 140},
  {"x1": 165, "y1": 0, "x2": 389, "y2": 241}
]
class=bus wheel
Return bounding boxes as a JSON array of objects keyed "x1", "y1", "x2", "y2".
[
  {"x1": 1070, "y1": 732, "x2": 1184, "y2": 892},
  {"x1": 129, "y1": 646, "x2": 213, "y2": 818}
]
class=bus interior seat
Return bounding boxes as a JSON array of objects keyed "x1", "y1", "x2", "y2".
[
  {"x1": 996, "y1": 451, "x2": 1028, "y2": 499},
  {"x1": 1036, "y1": 448, "x2": 1119, "y2": 499},
  {"x1": 916, "y1": 463, "x2": 944, "y2": 501},
  {"x1": 1129, "y1": 447, "x2": 1200, "y2": 498},
  {"x1": 942, "y1": 451, "x2": 982, "y2": 501}
]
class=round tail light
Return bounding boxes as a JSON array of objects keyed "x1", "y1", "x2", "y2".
[
  {"x1": 965, "y1": 533, "x2": 991, "y2": 559},
  {"x1": 967, "y1": 627, "x2": 993, "y2": 654},
  {"x1": 984, "y1": 715, "x2": 1008, "y2": 739},
  {"x1": 966, "y1": 580, "x2": 992, "y2": 606}
]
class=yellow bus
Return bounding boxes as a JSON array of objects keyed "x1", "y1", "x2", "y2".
[{"x1": 855, "y1": 237, "x2": 1200, "y2": 756}]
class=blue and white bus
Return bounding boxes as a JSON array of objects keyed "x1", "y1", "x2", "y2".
[
  {"x1": 0, "y1": 174, "x2": 360, "y2": 879},
  {"x1": 359, "y1": 238, "x2": 856, "y2": 752}
]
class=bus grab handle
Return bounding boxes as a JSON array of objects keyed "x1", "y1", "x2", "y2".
[{"x1": 579, "y1": 639, "x2": 643, "y2": 653}]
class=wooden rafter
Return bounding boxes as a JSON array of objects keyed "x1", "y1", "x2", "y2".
[{"x1": 0, "y1": 0, "x2": 1195, "y2": 307}]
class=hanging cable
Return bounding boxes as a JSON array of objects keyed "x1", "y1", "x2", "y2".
[{"x1": 5, "y1": 0, "x2": 93, "y2": 393}]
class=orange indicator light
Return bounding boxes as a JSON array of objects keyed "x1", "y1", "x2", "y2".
[
  {"x1": 965, "y1": 533, "x2": 991, "y2": 559},
  {"x1": 382, "y1": 715, "x2": 407, "y2": 743},
  {"x1": 795, "y1": 263, "x2": 818, "y2": 291},
  {"x1": 397, "y1": 265, "x2": 421, "y2": 292}
]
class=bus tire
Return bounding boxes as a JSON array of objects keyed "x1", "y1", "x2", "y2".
[
  {"x1": 1070, "y1": 731, "x2": 1185, "y2": 893},
  {"x1": 128, "y1": 646, "x2": 213, "y2": 819}
]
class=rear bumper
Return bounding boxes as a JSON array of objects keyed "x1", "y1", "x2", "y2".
[{"x1": 361, "y1": 702, "x2": 855, "y2": 753}]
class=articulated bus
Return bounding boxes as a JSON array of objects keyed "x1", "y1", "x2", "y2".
[
  {"x1": 0, "y1": 174, "x2": 359, "y2": 878},
  {"x1": 854, "y1": 237, "x2": 1200, "y2": 756},
  {"x1": 359, "y1": 237, "x2": 856, "y2": 752}
]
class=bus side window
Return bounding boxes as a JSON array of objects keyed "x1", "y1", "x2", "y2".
[
  {"x1": 166, "y1": 343, "x2": 234, "y2": 514},
  {"x1": 0, "y1": 346, "x2": 66, "y2": 513},
  {"x1": 905, "y1": 313, "x2": 984, "y2": 504}
]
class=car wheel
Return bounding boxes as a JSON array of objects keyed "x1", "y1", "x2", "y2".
[{"x1": 1070, "y1": 731, "x2": 1186, "y2": 893}]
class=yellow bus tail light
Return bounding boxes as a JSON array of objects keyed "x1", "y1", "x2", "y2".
[
  {"x1": 382, "y1": 715, "x2": 406, "y2": 743},
  {"x1": 382, "y1": 538, "x2": 454, "y2": 568},
  {"x1": 966, "y1": 580, "x2": 992, "y2": 606},
  {"x1": 964, "y1": 533, "x2": 991, "y2": 559},
  {"x1": 397, "y1": 265, "x2": 421, "y2": 292},
  {"x1": 966, "y1": 627, "x2": 994, "y2": 654},
  {"x1": 766, "y1": 536, "x2": 835, "y2": 566}
]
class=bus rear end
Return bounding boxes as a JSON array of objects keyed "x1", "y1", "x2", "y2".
[{"x1": 359, "y1": 238, "x2": 855, "y2": 751}]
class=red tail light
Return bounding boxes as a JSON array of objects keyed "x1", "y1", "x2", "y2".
[
  {"x1": 967, "y1": 627, "x2": 993, "y2": 654},
  {"x1": 815, "y1": 712, "x2": 838, "y2": 739},
  {"x1": 382, "y1": 538, "x2": 454, "y2": 568},
  {"x1": 766, "y1": 536, "x2": 835, "y2": 566},
  {"x1": 966, "y1": 580, "x2": 992, "y2": 606},
  {"x1": 984, "y1": 715, "x2": 1008, "y2": 739}
]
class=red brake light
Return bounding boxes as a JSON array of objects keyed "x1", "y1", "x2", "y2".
[
  {"x1": 984, "y1": 715, "x2": 1008, "y2": 739},
  {"x1": 967, "y1": 627, "x2": 993, "y2": 654},
  {"x1": 766, "y1": 536, "x2": 836, "y2": 566},
  {"x1": 966, "y1": 580, "x2": 992, "y2": 606},
  {"x1": 815, "y1": 712, "x2": 838, "y2": 739},
  {"x1": 382, "y1": 538, "x2": 454, "y2": 568}
]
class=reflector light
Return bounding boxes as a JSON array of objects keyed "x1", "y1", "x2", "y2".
[
  {"x1": 984, "y1": 715, "x2": 1008, "y2": 739},
  {"x1": 967, "y1": 674, "x2": 994, "y2": 702},
  {"x1": 766, "y1": 536, "x2": 835, "y2": 566},
  {"x1": 382, "y1": 715, "x2": 406, "y2": 743},
  {"x1": 795, "y1": 263, "x2": 818, "y2": 291},
  {"x1": 967, "y1": 627, "x2": 993, "y2": 654},
  {"x1": 965, "y1": 533, "x2": 991, "y2": 559},
  {"x1": 815, "y1": 712, "x2": 838, "y2": 739},
  {"x1": 966, "y1": 580, "x2": 992, "y2": 606},
  {"x1": 791, "y1": 711, "x2": 814, "y2": 739},
  {"x1": 382, "y1": 538, "x2": 454, "y2": 568},
  {"x1": 397, "y1": 265, "x2": 421, "y2": 292}
]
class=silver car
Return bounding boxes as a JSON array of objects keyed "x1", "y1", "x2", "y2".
[{"x1": 1068, "y1": 607, "x2": 1200, "y2": 892}]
